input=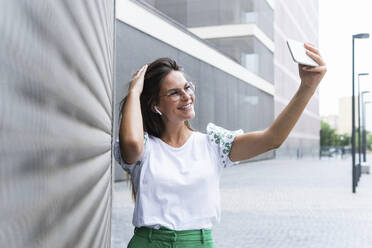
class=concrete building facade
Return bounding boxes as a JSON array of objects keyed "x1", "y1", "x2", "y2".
[{"x1": 338, "y1": 96, "x2": 359, "y2": 135}]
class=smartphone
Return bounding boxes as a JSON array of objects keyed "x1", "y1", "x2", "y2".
[{"x1": 286, "y1": 39, "x2": 318, "y2": 67}]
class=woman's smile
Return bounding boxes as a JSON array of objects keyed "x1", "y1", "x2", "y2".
[{"x1": 178, "y1": 102, "x2": 193, "y2": 111}]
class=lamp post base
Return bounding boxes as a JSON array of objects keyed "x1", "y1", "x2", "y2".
[{"x1": 361, "y1": 162, "x2": 370, "y2": 174}]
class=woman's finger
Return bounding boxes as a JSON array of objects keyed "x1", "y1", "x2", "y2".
[
  {"x1": 305, "y1": 43, "x2": 321, "y2": 56},
  {"x1": 137, "y1": 65, "x2": 146, "y2": 74},
  {"x1": 137, "y1": 65, "x2": 148, "y2": 79},
  {"x1": 305, "y1": 50, "x2": 324, "y2": 66},
  {"x1": 302, "y1": 65, "x2": 326, "y2": 72},
  {"x1": 140, "y1": 64, "x2": 148, "y2": 75},
  {"x1": 305, "y1": 42, "x2": 316, "y2": 48},
  {"x1": 133, "y1": 69, "x2": 141, "y2": 78},
  {"x1": 133, "y1": 65, "x2": 147, "y2": 78},
  {"x1": 304, "y1": 43, "x2": 320, "y2": 55}
]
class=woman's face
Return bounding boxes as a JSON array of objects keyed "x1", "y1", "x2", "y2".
[{"x1": 156, "y1": 70, "x2": 195, "y2": 124}]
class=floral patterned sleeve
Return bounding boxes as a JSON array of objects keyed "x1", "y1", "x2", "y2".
[
  {"x1": 114, "y1": 132, "x2": 149, "y2": 173},
  {"x1": 206, "y1": 123, "x2": 243, "y2": 168}
]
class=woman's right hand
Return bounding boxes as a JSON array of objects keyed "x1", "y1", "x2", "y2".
[{"x1": 129, "y1": 64, "x2": 148, "y2": 94}]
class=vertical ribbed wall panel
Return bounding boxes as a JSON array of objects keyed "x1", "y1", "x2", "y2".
[{"x1": 0, "y1": 1, "x2": 114, "y2": 248}]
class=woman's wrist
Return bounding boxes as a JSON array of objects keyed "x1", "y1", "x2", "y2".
[
  {"x1": 129, "y1": 89, "x2": 142, "y2": 97},
  {"x1": 299, "y1": 81, "x2": 318, "y2": 95}
]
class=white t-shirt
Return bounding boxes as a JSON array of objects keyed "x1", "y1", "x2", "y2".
[{"x1": 114, "y1": 123, "x2": 243, "y2": 231}]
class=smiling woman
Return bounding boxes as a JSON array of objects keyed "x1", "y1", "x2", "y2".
[{"x1": 115, "y1": 54, "x2": 326, "y2": 247}]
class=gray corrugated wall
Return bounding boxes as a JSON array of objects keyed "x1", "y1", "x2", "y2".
[
  {"x1": 114, "y1": 20, "x2": 274, "y2": 180},
  {"x1": 0, "y1": 1, "x2": 114, "y2": 247}
]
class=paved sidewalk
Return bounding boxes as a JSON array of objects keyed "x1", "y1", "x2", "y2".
[{"x1": 111, "y1": 157, "x2": 372, "y2": 248}]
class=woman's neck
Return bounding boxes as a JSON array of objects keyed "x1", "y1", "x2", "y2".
[{"x1": 161, "y1": 123, "x2": 193, "y2": 147}]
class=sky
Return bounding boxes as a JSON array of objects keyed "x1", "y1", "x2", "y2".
[{"x1": 319, "y1": 0, "x2": 372, "y2": 130}]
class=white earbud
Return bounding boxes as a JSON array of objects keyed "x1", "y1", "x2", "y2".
[{"x1": 154, "y1": 106, "x2": 162, "y2": 115}]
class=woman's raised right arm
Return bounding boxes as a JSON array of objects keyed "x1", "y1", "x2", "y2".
[{"x1": 119, "y1": 64, "x2": 148, "y2": 164}]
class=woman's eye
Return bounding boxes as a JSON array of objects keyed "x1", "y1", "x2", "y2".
[{"x1": 169, "y1": 92, "x2": 178, "y2": 96}]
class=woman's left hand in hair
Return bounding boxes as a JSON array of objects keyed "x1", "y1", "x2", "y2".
[{"x1": 298, "y1": 43, "x2": 327, "y2": 90}]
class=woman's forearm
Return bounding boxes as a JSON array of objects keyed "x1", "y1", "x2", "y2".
[
  {"x1": 119, "y1": 65, "x2": 148, "y2": 163},
  {"x1": 119, "y1": 90, "x2": 144, "y2": 149},
  {"x1": 268, "y1": 84, "x2": 317, "y2": 147},
  {"x1": 267, "y1": 43, "x2": 326, "y2": 148}
]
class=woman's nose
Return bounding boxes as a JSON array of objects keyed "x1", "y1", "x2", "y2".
[{"x1": 180, "y1": 90, "x2": 191, "y2": 100}]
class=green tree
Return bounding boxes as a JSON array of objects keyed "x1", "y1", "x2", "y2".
[
  {"x1": 338, "y1": 133, "x2": 351, "y2": 146},
  {"x1": 320, "y1": 121, "x2": 351, "y2": 147},
  {"x1": 320, "y1": 121, "x2": 337, "y2": 146},
  {"x1": 366, "y1": 131, "x2": 372, "y2": 150}
]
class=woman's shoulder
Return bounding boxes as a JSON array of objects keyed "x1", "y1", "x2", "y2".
[
  {"x1": 206, "y1": 122, "x2": 243, "y2": 140},
  {"x1": 189, "y1": 123, "x2": 243, "y2": 140},
  {"x1": 205, "y1": 122, "x2": 244, "y2": 167}
]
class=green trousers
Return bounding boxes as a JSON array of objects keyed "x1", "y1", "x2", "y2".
[{"x1": 127, "y1": 226, "x2": 215, "y2": 248}]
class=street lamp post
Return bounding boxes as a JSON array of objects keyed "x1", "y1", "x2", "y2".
[
  {"x1": 358, "y1": 74, "x2": 369, "y2": 166},
  {"x1": 363, "y1": 102, "x2": 371, "y2": 161},
  {"x1": 362, "y1": 93, "x2": 371, "y2": 162},
  {"x1": 352, "y1": 33, "x2": 369, "y2": 193}
]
